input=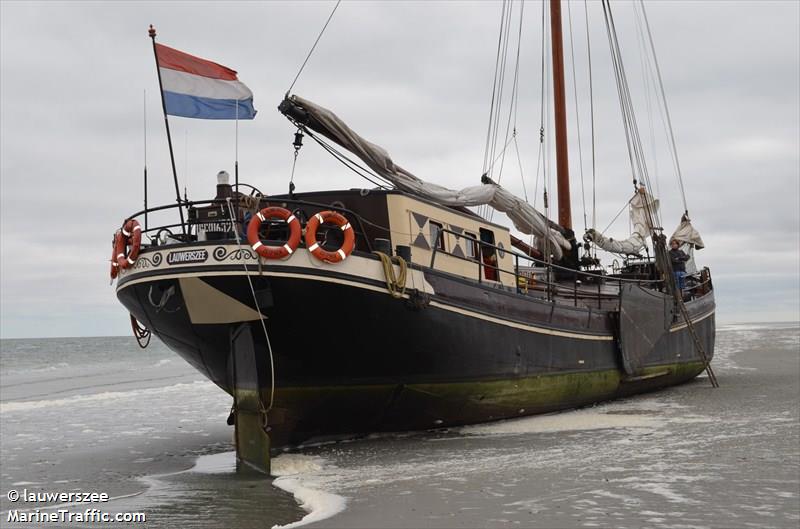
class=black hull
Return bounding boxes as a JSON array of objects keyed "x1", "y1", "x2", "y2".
[{"x1": 117, "y1": 249, "x2": 715, "y2": 447}]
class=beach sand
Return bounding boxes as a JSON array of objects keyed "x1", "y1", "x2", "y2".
[{"x1": 1, "y1": 323, "x2": 798, "y2": 528}]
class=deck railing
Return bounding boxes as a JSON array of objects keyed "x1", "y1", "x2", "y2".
[
  {"x1": 119, "y1": 199, "x2": 710, "y2": 308},
  {"x1": 428, "y1": 227, "x2": 713, "y2": 309},
  {"x1": 121, "y1": 196, "x2": 378, "y2": 252}
]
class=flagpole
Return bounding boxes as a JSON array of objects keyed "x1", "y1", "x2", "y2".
[
  {"x1": 143, "y1": 89, "x2": 148, "y2": 231},
  {"x1": 235, "y1": 99, "x2": 239, "y2": 228},
  {"x1": 148, "y1": 25, "x2": 186, "y2": 235},
  {"x1": 235, "y1": 99, "x2": 239, "y2": 196}
]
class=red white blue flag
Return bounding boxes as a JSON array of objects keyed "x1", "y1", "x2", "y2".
[{"x1": 155, "y1": 43, "x2": 256, "y2": 120}]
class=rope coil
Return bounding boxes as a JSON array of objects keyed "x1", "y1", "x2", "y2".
[{"x1": 374, "y1": 251, "x2": 408, "y2": 299}]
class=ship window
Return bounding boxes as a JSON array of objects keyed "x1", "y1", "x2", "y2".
[
  {"x1": 465, "y1": 232, "x2": 478, "y2": 259},
  {"x1": 430, "y1": 221, "x2": 445, "y2": 251}
]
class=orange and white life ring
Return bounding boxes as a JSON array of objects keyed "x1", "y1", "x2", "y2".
[
  {"x1": 110, "y1": 230, "x2": 122, "y2": 279},
  {"x1": 116, "y1": 219, "x2": 142, "y2": 270},
  {"x1": 305, "y1": 210, "x2": 355, "y2": 263},
  {"x1": 247, "y1": 206, "x2": 301, "y2": 260}
]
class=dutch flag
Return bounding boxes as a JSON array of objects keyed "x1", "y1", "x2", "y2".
[{"x1": 155, "y1": 43, "x2": 256, "y2": 120}]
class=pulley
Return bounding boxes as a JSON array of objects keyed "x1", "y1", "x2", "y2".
[
  {"x1": 293, "y1": 129, "x2": 304, "y2": 152},
  {"x1": 289, "y1": 128, "x2": 304, "y2": 197}
]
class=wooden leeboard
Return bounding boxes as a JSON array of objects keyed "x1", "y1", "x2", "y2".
[
  {"x1": 230, "y1": 323, "x2": 271, "y2": 474},
  {"x1": 618, "y1": 284, "x2": 673, "y2": 376}
]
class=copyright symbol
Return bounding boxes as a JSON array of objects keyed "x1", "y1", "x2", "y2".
[{"x1": 7, "y1": 489, "x2": 19, "y2": 502}]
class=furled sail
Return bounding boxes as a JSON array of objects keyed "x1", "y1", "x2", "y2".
[
  {"x1": 279, "y1": 95, "x2": 572, "y2": 260},
  {"x1": 670, "y1": 214, "x2": 704, "y2": 250},
  {"x1": 585, "y1": 188, "x2": 659, "y2": 256},
  {"x1": 670, "y1": 214, "x2": 704, "y2": 275}
]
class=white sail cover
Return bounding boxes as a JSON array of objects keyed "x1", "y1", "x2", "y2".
[
  {"x1": 671, "y1": 215, "x2": 704, "y2": 275},
  {"x1": 289, "y1": 96, "x2": 572, "y2": 259},
  {"x1": 585, "y1": 188, "x2": 659, "y2": 255},
  {"x1": 670, "y1": 215, "x2": 705, "y2": 250}
]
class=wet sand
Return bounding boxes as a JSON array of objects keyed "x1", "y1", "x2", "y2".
[
  {"x1": 304, "y1": 323, "x2": 800, "y2": 528},
  {"x1": 1, "y1": 324, "x2": 798, "y2": 528}
]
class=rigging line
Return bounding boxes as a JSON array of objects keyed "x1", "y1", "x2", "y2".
[
  {"x1": 607, "y1": 3, "x2": 653, "y2": 199},
  {"x1": 583, "y1": 1, "x2": 598, "y2": 255},
  {"x1": 512, "y1": 0, "x2": 526, "y2": 131},
  {"x1": 566, "y1": 0, "x2": 588, "y2": 232},
  {"x1": 633, "y1": 1, "x2": 661, "y2": 200},
  {"x1": 307, "y1": 132, "x2": 393, "y2": 190},
  {"x1": 606, "y1": 0, "x2": 663, "y2": 229},
  {"x1": 490, "y1": 0, "x2": 514, "y2": 172},
  {"x1": 301, "y1": 127, "x2": 392, "y2": 186},
  {"x1": 491, "y1": 0, "x2": 525, "y2": 222},
  {"x1": 603, "y1": 0, "x2": 657, "y2": 234},
  {"x1": 486, "y1": 131, "x2": 518, "y2": 175},
  {"x1": 532, "y1": 0, "x2": 547, "y2": 212},
  {"x1": 485, "y1": 0, "x2": 515, "y2": 219},
  {"x1": 500, "y1": 0, "x2": 526, "y2": 180},
  {"x1": 639, "y1": 0, "x2": 688, "y2": 214},
  {"x1": 513, "y1": 134, "x2": 528, "y2": 201},
  {"x1": 532, "y1": 133, "x2": 544, "y2": 209},
  {"x1": 482, "y1": 0, "x2": 509, "y2": 175},
  {"x1": 303, "y1": 127, "x2": 393, "y2": 189},
  {"x1": 287, "y1": 0, "x2": 342, "y2": 95},
  {"x1": 225, "y1": 198, "x2": 276, "y2": 412},
  {"x1": 479, "y1": 0, "x2": 510, "y2": 218},
  {"x1": 601, "y1": 195, "x2": 636, "y2": 234},
  {"x1": 602, "y1": 0, "x2": 637, "y2": 187}
]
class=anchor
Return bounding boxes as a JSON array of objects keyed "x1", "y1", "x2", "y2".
[{"x1": 229, "y1": 323, "x2": 271, "y2": 474}]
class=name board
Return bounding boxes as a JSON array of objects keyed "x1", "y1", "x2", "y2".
[
  {"x1": 167, "y1": 249, "x2": 209, "y2": 265},
  {"x1": 196, "y1": 222, "x2": 233, "y2": 233}
]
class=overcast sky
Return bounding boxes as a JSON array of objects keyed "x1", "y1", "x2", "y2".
[{"x1": 1, "y1": 0, "x2": 798, "y2": 338}]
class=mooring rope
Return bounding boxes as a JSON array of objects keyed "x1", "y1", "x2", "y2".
[{"x1": 226, "y1": 198, "x2": 276, "y2": 411}]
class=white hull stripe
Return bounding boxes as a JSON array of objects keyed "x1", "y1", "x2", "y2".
[
  {"x1": 670, "y1": 310, "x2": 715, "y2": 331},
  {"x1": 117, "y1": 270, "x2": 629, "y2": 341}
]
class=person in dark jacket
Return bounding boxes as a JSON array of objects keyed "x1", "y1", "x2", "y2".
[{"x1": 669, "y1": 238, "x2": 690, "y2": 291}]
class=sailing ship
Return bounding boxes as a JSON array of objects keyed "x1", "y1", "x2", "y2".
[{"x1": 112, "y1": 2, "x2": 716, "y2": 472}]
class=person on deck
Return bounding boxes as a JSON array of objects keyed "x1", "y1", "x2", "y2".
[{"x1": 669, "y1": 238, "x2": 690, "y2": 291}]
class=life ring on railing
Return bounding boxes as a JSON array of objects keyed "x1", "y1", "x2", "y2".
[
  {"x1": 116, "y1": 219, "x2": 142, "y2": 270},
  {"x1": 247, "y1": 206, "x2": 301, "y2": 260},
  {"x1": 305, "y1": 210, "x2": 355, "y2": 263},
  {"x1": 110, "y1": 230, "x2": 122, "y2": 279}
]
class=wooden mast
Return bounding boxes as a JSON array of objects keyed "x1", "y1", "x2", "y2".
[{"x1": 549, "y1": 0, "x2": 572, "y2": 230}]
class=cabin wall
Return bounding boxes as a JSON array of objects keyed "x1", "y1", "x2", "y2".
[{"x1": 386, "y1": 194, "x2": 515, "y2": 287}]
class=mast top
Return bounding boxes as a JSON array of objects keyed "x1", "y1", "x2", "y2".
[{"x1": 148, "y1": 25, "x2": 156, "y2": 38}]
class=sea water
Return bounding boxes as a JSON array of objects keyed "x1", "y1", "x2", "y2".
[{"x1": 1, "y1": 323, "x2": 798, "y2": 528}]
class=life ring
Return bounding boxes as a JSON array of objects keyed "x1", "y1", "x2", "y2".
[
  {"x1": 116, "y1": 219, "x2": 142, "y2": 269},
  {"x1": 110, "y1": 230, "x2": 122, "y2": 279},
  {"x1": 305, "y1": 210, "x2": 355, "y2": 263},
  {"x1": 247, "y1": 206, "x2": 301, "y2": 260}
]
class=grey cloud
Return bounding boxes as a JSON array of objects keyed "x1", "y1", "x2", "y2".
[{"x1": 1, "y1": 0, "x2": 798, "y2": 337}]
